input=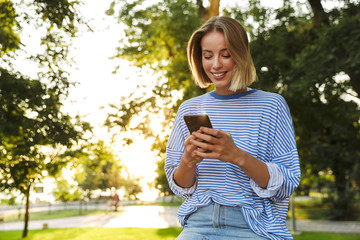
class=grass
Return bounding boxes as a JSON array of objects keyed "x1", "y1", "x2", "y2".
[
  {"x1": 293, "y1": 232, "x2": 360, "y2": 240},
  {"x1": 2, "y1": 209, "x2": 106, "y2": 223},
  {"x1": 291, "y1": 198, "x2": 360, "y2": 221},
  {"x1": 0, "y1": 228, "x2": 182, "y2": 240},
  {"x1": 0, "y1": 228, "x2": 359, "y2": 240},
  {"x1": 292, "y1": 198, "x2": 329, "y2": 220}
]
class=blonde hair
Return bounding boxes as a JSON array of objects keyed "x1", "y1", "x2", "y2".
[{"x1": 187, "y1": 16, "x2": 257, "y2": 91}]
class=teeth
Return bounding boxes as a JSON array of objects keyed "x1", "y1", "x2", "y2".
[{"x1": 213, "y1": 72, "x2": 225, "y2": 77}]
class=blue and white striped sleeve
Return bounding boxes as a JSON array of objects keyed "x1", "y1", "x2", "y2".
[
  {"x1": 250, "y1": 162, "x2": 284, "y2": 198},
  {"x1": 165, "y1": 108, "x2": 197, "y2": 198},
  {"x1": 165, "y1": 149, "x2": 198, "y2": 198},
  {"x1": 251, "y1": 96, "x2": 300, "y2": 200},
  {"x1": 269, "y1": 97, "x2": 300, "y2": 201}
]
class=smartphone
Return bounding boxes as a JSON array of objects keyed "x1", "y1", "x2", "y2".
[{"x1": 183, "y1": 114, "x2": 213, "y2": 134}]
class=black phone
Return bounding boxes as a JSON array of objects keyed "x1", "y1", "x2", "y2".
[{"x1": 183, "y1": 114, "x2": 213, "y2": 134}]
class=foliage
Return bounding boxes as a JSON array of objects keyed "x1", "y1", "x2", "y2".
[
  {"x1": 153, "y1": 158, "x2": 172, "y2": 196},
  {"x1": 296, "y1": 168, "x2": 334, "y2": 196},
  {"x1": 74, "y1": 140, "x2": 124, "y2": 199},
  {"x1": 105, "y1": 0, "x2": 211, "y2": 197},
  {"x1": 0, "y1": 0, "x2": 87, "y2": 237},
  {"x1": 287, "y1": 197, "x2": 359, "y2": 221},
  {"x1": 0, "y1": 0, "x2": 20, "y2": 54},
  {"x1": 242, "y1": 1, "x2": 360, "y2": 220},
  {"x1": 52, "y1": 178, "x2": 82, "y2": 203},
  {"x1": 122, "y1": 176, "x2": 142, "y2": 200},
  {"x1": 0, "y1": 68, "x2": 88, "y2": 192},
  {"x1": 0, "y1": 190, "x2": 18, "y2": 205},
  {"x1": 0, "y1": 0, "x2": 86, "y2": 189},
  {"x1": 105, "y1": 0, "x2": 208, "y2": 135}
]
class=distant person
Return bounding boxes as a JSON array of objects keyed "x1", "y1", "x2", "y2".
[
  {"x1": 165, "y1": 16, "x2": 300, "y2": 239},
  {"x1": 113, "y1": 193, "x2": 120, "y2": 212}
]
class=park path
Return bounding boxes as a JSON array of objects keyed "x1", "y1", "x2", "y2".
[
  {"x1": 0, "y1": 205, "x2": 360, "y2": 234},
  {"x1": 0, "y1": 206, "x2": 180, "y2": 230}
]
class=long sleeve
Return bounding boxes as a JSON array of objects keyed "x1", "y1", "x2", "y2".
[
  {"x1": 254, "y1": 96, "x2": 300, "y2": 201},
  {"x1": 165, "y1": 106, "x2": 197, "y2": 198},
  {"x1": 250, "y1": 162, "x2": 284, "y2": 198}
]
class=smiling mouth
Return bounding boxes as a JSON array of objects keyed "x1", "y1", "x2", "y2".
[{"x1": 212, "y1": 72, "x2": 227, "y2": 77}]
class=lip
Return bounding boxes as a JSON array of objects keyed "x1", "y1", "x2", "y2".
[{"x1": 212, "y1": 71, "x2": 227, "y2": 80}]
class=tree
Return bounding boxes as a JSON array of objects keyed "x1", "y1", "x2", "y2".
[
  {"x1": 0, "y1": 0, "x2": 88, "y2": 237},
  {"x1": 74, "y1": 140, "x2": 125, "y2": 199},
  {"x1": 286, "y1": 2, "x2": 360, "y2": 219},
  {"x1": 52, "y1": 178, "x2": 82, "y2": 203},
  {"x1": 235, "y1": 0, "x2": 360, "y2": 219},
  {"x1": 122, "y1": 176, "x2": 142, "y2": 200}
]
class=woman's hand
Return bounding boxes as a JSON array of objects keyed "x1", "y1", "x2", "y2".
[
  {"x1": 181, "y1": 134, "x2": 206, "y2": 167},
  {"x1": 173, "y1": 134, "x2": 206, "y2": 188},
  {"x1": 190, "y1": 127, "x2": 243, "y2": 165},
  {"x1": 191, "y1": 127, "x2": 270, "y2": 188}
]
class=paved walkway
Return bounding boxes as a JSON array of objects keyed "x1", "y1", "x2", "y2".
[
  {"x1": 289, "y1": 219, "x2": 360, "y2": 234},
  {"x1": 1, "y1": 206, "x2": 360, "y2": 234},
  {"x1": 0, "y1": 206, "x2": 180, "y2": 230}
]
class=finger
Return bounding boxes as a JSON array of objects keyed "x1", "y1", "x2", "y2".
[
  {"x1": 190, "y1": 146, "x2": 205, "y2": 160},
  {"x1": 185, "y1": 134, "x2": 194, "y2": 141},
  {"x1": 199, "y1": 127, "x2": 221, "y2": 138},
  {"x1": 192, "y1": 131, "x2": 216, "y2": 144},
  {"x1": 190, "y1": 139, "x2": 215, "y2": 152},
  {"x1": 184, "y1": 134, "x2": 196, "y2": 145},
  {"x1": 196, "y1": 146, "x2": 207, "y2": 153}
]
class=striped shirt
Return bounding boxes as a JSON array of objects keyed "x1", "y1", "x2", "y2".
[{"x1": 165, "y1": 89, "x2": 301, "y2": 240}]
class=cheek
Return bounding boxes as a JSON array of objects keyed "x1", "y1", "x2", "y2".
[
  {"x1": 202, "y1": 60, "x2": 212, "y2": 72},
  {"x1": 227, "y1": 59, "x2": 235, "y2": 70}
]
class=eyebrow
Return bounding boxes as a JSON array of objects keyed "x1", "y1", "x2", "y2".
[{"x1": 202, "y1": 48, "x2": 229, "y2": 53}]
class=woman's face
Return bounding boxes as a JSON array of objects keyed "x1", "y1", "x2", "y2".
[{"x1": 201, "y1": 30, "x2": 235, "y2": 95}]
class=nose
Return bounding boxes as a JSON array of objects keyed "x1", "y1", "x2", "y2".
[{"x1": 212, "y1": 56, "x2": 223, "y2": 70}]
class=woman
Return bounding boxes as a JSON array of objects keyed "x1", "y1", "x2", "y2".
[{"x1": 165, "y1": 16, "x2": 300, "y2": 240}]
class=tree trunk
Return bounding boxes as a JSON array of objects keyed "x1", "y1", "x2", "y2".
[
  {"x1": 22, "y1": 186, "x2": 31, "y2": 238},
  {"x1": 331, "y1": 161, "x2": 355, "y2": 220},
  {"x1": 196, "y1": 0, "x2": 220, "y2": 22},
  {"x1": 307, "y1": 0, "x2": 329, "y2": 27},
  {"x1": 209, "y1": 0, "x2": 220, "y2": 18}
]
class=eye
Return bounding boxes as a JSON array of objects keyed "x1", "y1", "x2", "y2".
[
  {"x1": 203, "y1": 55, "x2": 212, "y2": 60},
  {"x1": 222, "y1": 55, "x2": 231, "y2": 58}
]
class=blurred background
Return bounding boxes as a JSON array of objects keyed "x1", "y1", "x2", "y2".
[{"x1": 0, "y1": 0, "x2": 359, "y2": 239}]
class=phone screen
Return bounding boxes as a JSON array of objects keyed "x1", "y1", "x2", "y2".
[{"x1": 183, "y1": 114, "x2": 213, "y2": 134}]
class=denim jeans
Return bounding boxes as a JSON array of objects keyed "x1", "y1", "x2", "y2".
[{"x1": 176, "y1": 202, "x2": 268, "y2": 240}]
